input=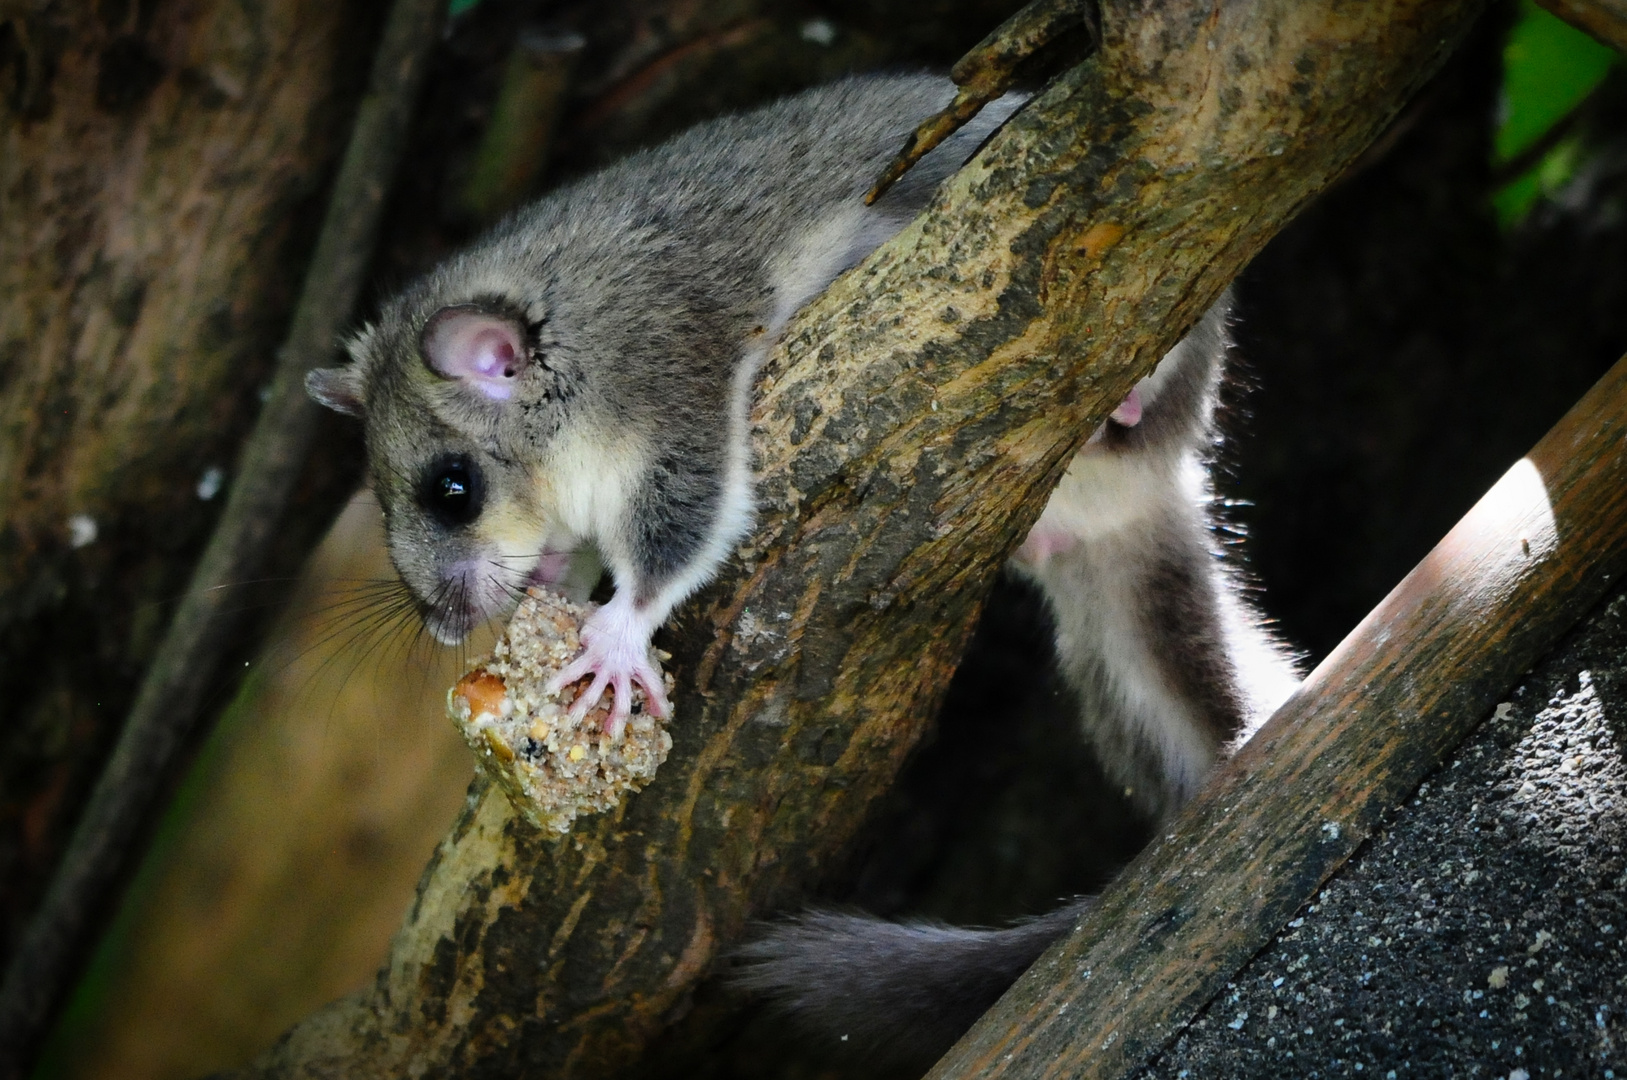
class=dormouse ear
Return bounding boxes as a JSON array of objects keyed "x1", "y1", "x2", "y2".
[
  {"x1": 306, "y1": 366, "x2": 366, "y2": 417},
  {"x1": 421, "y1": 305, "x2": 528, "y2": 401}
]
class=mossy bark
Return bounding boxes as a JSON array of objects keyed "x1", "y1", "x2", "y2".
[{"x1": 233, "y1": 0, "x2": 1486, "y2": 1076}]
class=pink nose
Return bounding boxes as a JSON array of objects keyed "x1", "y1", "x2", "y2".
[{"x1": 1110, "y1": 385, "x2": 1143, "y2": 427}]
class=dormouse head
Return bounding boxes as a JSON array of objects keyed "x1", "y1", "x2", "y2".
[{"x1": 307, "y1": 293, "x2": 578, "y2": 644}]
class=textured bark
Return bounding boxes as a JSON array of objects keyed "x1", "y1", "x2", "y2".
[
  {"x1": 225, "y1": 2, "x2": 1486, "y2": 1077},
  {"x1": 866, "y1": 0, "x2": 1097, "y2": 203},
  {"x1": 930, "y1": 349, "x2": 1627, "y2": 1079},
  {"x1": 0, "y1": 0, "x2": 374, "y2": 969}
]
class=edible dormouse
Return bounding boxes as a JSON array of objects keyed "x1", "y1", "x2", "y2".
[
  {"x1": 306, "y1": 74, "x2": 1022, "y2": 729},
  {"x1": 1011, "y1": 296, "x2": 1300, "y2": 821}
]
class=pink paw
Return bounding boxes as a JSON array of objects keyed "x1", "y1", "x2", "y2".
[
  {"x1": 548, "y1": 599, "x2": 668, "y2": 734},
  {"x1": 1110, "y1": 385, "x2": 1143, "y2": 427},
  {"x1": 1012, "y1": 523, "x2": 1078, "y2": 569}
]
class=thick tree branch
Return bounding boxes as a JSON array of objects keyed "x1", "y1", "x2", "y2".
[
  {"x1": 233, "y1": 1, "x2": 1485, "y2": 1077},
  {"x1": 0, "y1": 0, "x2": 443, "y2": 1070},
  {"x1": 929, "y1": 349, "x2": 1627, "y2": 1080},
  {"x1": 1, "y1": 0, "x2": 373, "y2": 1000}
]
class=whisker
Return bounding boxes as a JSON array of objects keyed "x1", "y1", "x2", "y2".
[{"x1": 285, "y1": 595, "x2": 424, "y2": 700}]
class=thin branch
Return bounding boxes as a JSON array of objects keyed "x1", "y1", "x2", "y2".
[
  {"x1": 865, "y1": 0, "x2": 1098, "y2": 204},
  {"x1": 0, "y1": 0, "x2": 445, "y2": 1070},
  {"x1": 930, "y1": 352, "x2": 1627, "y2": 1079}
]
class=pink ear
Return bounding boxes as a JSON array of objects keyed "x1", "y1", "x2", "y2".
[{"x1": 421, "y1": 306, "x2": 527, "y2": 400}]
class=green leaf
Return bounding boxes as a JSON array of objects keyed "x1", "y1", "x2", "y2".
[
  {"x1": 1496, "y1": 0, "x2": 1615, "y2": 162},
  {"x1": 1492, "y1": 0, "x2": 1618, "y2": 226}
]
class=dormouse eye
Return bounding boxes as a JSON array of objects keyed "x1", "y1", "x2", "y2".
[{"x1": 419, "y1": 456, "x2": 484, "y2": 527}]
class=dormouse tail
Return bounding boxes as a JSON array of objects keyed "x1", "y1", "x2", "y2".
[{"x1": 734, "y1": 901, "x2": 1087, "y2": 1067}]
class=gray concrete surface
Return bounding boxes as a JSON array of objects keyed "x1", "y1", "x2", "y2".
[{"x1": 1138, "y1": 584, "x2": 1627, "y2": 1080}]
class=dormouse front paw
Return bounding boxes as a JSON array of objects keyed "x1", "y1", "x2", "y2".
[{"x1": 547, "y1": 593, "x2": 669, "y2": 734}]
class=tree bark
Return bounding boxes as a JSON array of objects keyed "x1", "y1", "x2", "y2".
[
  {"x1": 0, "y1": 0, "x2": 374, "y2": 968},
  {"x1": 231, "y1": 0, "x2": 1485, "y2": 1076}
]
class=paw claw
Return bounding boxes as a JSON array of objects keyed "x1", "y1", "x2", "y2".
[{"x1": 633, "y1": 668, "x2": 669, "y2": 718}]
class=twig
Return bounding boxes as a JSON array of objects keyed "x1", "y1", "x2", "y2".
[
  {"x1": 929, "y1": 350, "x2": 1627, "y2": 1079},
  {"x1": 0, "y1": 0, "x2": 444, "y2": 1070},
  {"x1": 866, "y1": 0, "x2": 1098, "y2": 204}
]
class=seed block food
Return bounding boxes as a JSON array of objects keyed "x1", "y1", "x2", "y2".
[{"x1": 447, "y1": 589, "x2": 674, "y2": 834}]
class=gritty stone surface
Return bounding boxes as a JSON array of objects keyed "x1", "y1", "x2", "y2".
[{"x1": 1139, "y1": 584, "x2": 1627, "y2": 1080}]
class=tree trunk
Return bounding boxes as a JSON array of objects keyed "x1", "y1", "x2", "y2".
[
  {"x1": 0, "y1": 0, "x2": 373, "y2": 977},
  {"x1": 229, "y1": 1, "x2": 1487, "y2": 1077}
]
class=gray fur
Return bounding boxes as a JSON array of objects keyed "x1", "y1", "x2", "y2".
[
  {"x1": 307, "y1": 75, "x2": 1020, "y2": 648},
  {"x1": 734, "y1": 904, "x2": 1085, "y2": 1067},
  {"x1": 309, "y1": 72, "x2": 1300, "y2": 1057}
]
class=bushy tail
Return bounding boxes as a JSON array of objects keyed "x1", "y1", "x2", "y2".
[{"x1": 734, "y1": 901, "x2": 1088, "y2": 1067}]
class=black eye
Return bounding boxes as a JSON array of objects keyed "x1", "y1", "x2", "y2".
[{"x1": 419, "y1": 456, "x2": 484, "y2": 527}]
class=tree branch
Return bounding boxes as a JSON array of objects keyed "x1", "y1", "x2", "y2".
[
  {"x1": 0, "y1": 0, "x2": 444, "y2": 1070},
  {"x1": 232, "y1": 0, "x2": 1485, "y2": 1076},
  {"x1": 866, "y1": 0, "x2": 1098, "y2": 204}
]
